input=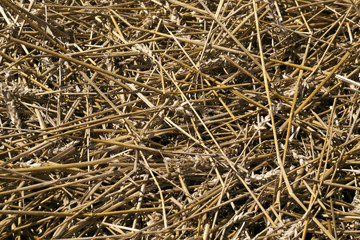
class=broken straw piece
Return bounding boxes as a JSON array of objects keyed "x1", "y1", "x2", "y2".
[{"x1": 336, "y1": 74, "x2": 360, "y2": 88}]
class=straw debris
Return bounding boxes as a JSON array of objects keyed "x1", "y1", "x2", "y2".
[{"x1": 0, "y1": 0, "x2": 360, "y2": 239}]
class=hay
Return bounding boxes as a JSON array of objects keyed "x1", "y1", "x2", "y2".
[{"x1": 0, "y1": 0, "x2": 360, "y2": 239}]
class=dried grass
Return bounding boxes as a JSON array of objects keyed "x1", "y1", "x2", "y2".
[{"x1": 0, "y1": 0, "x2": 360, "y2": 239}]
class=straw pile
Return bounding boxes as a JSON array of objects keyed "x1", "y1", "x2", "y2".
[{"x1": 0, "y1": 0, "x2": 360, "y2": 239}]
